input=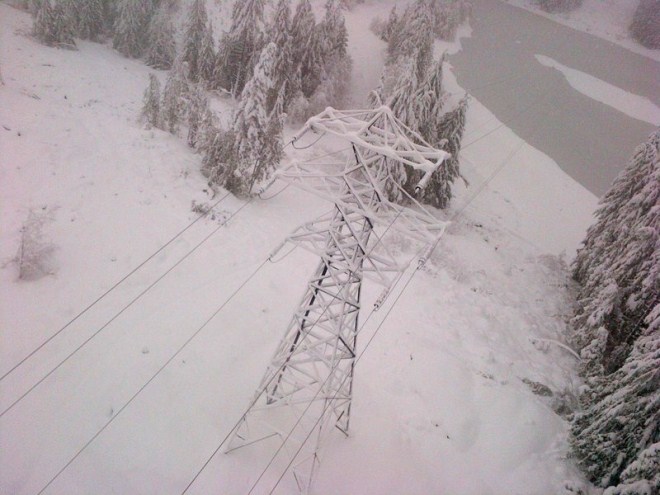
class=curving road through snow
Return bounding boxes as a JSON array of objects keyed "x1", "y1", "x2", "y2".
[{"x1": 451, "y1": 0, "x2": 660, "y2": 196}]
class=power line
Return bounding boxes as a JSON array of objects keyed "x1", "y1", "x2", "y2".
[
  {"x1": 35, "y1": 255, "x2": 271, "y2": 495},
  {"x1": 182, "y1": 179, "x2": 408, "y2": 495},
  {"x1": 1, "y1": 196, "x2": 254, "y2": 419},
  {"x1": 0, "y1": 191, "x2": 232, "y2": 383}
]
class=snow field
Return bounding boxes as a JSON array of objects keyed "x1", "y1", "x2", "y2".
[{"x1": 1, "y1": 2, "x2": 596, "y2": 494}]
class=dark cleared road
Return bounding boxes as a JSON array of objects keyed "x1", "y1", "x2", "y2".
[{"x1": 450, "y1": 0, "x2": 660, "y2": 196}]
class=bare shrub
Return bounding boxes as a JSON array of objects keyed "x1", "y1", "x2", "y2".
[{"x1": 15, "y1": 209, "x2": 57, "y2": 281}]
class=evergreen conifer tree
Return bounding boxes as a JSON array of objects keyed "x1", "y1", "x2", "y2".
[
  {"x1": 268, "y1": 0, "x2": 295, "y2": 109},
  {"x1": 141, "y1": 73, "x2": 161, "y2": 129},
  {"x1": 199, "y1": 22, "x2": 216, "y2": 85},
  {"x1": 187, "y1": 85, "x2": 210, "y2": 150},
  {"x1": 381, "y1": 58, "x2": 418, "y2": 201},
  {"x1": 215, "y1": 0, "x2": 265, "y2": 96},
  {"x1": 569, "y1": 129, "x2": 659, "y2": 492},
  {"x1": 160, "y1": 59, "x2": 189, "y2": 135},
  {"x1": 33, "y1": 0, "x2": 76, "y2": 48},
  {"x1": 145, "y1": 7, "x2": 176, "y2": 70},
  {"x1": 113, "y1": 0, "x2": 153, "y2": 58},
  {"x1": 226, "y1": 42, "x2": 279, "y2": 196},
  {"x1": 290, "y1": 0, "x2": 321, "y2": 98},
  {"x1": 182, "y1": 0, "x2": 208, "y2": 83},
  {"x1": 383, "y1": 6, "x2": 399, "y2": 44},
  {"x1": 420, "y1": 94, "x2": 468, "y2": 208},
  {"x1": 72, "y1": 0, "x2": 103, "y2": 41},
  {"x1": 320, "y1": 0, "x2": 348, "y2": 60}
]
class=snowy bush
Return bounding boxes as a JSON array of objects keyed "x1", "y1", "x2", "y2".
[
  {"x1": 535, "y1": 0, "x2": 583, "y2": 14},
  {"x1": 14, "y1": 210, "x2": 57, "y2": 281},
  {"x1": 629, "y1": 0, "x2": 660, "y2": 49}
]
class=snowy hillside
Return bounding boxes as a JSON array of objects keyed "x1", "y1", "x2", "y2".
[{"x1": 1, "y1": 2, "x2": 598, "y2": 494}]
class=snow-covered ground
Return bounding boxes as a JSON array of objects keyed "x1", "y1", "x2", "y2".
[
  {"x1": 505, "y1": 0, "x2": 660, "y2": 62},
  {"x1": 535, "y1": 54, "x2": 660, "y2": 126},
  {"x1": 1, "y1": 2, "x2": 598, "y2": 494}
]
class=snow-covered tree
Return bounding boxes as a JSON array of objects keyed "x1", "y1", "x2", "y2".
[
  {"x1": 419, "y1": 94, "x2": 468, "y2": 208},
  {"x1": 214, "y1": 0, "x2": 265, "y2": 96},
  {"x1": 570, "y1": 129, "x2": 659, "y2": 492},
  {"x1": 141, "y1": 73, "x2": 161, "y2": 129},
  {"x1": 187, "y1": 85, "x2": 210, "y2": 150},
  {"x1": 199, "y1": 22, "x2": 216, "y2": 85},
  {"x1": 629, "y1": 0, "x2": 660, "y2": 49},
  {"x1": 319, "y1": 0, "x2": 348, "y2": 60},
  {"x1": 145, "y1": 6, "x2": 176, "y2": 70},
  {"x1": 161, "y1": 59, "x2": 189, "y2": 135},
  {"x1": 71, "y1": 0, "x2": 103, "y2": 41},
  {"x1": 267, "y1": 0, "x2": 295, "y2": 108},
  {"x1": 415, "y1": 53, "x2": 446, "y2": 142},
  {"x1": 572, "y1": 130, "x2": 659, "y2": 372},
  {"x1": 571, "y1": 308, "x2": 659, "y2": 492},
  {"x1": 33, "y1": 0, "x2": 76, "y2": 48},
  {"x1": 113, "y1": 0, "x2": 153, "y2": 58},
  {"x1": 290, "y1": 0, "x2": 322, "y2": 98},
  {"x1": 202, "y1": 124, "x2": 236, "y2": 185},
  {"x1": 226, "y1": 42, "x2": 280, "y2": 196},
  {"x1": 383, "y1": 6, "x2": 400, "y2": 43},
  {"x1": 182, "y1": 0, "x2": 208, "y2": 83}
]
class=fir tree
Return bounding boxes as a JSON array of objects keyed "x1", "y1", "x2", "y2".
[
  {"x1": 145, "y1": 6, "x2": 176, "y2": 70},
  {"x1": 320, "y1": 0, "x2": 348, "y2": 60},
  {"x1": 290, "y1": 0, "x2": 321, "y2": 98},
  {"x1": 72, "y1": 0, "x2": 103, "y2": 41},
  {"x1": 187, "y1": 85, "x2": 210, "y2": 150},
  {"x1": 570, "y1": 129, "x2": 659, "y2": 492},
  {"x1": 141, "y1": 73, "x2": 161, "y2": 129},
  {"x1": 382, "y1": 6, "x2": 399, "y2": 44},
  {"x1": 202, "y1": 124, "x2": 236, "y2": 185},
  {"x1": 215, "y1": 0, "x2": 265, "y2": 96},
  {"x1": 226, "y1": 42, "x2": 280, "y2": 196},
  {"x1": 199, "y1": 22, "x2": 216, "y2": 85},
  {"x1": 113, "y1": 0, "x2": 153, "y2": 58},
  {"x1": 33, "y1": 0, "x2": 76, "y2": 48},
  {"x1": 415, "y1": 53, "x2": 446, "y2": 142},
  {"x1": 420, "y1": 95, "x2": 468, "y2": 208},
  {"x1": 160, "y1": 59, "x2": 189, "y2": 135},
  {"x1": 572, "y1": 130, "x2": 659, "y2": 373},
  {"x1": 268, "y1": 0, "x2": 295, "y2": 109},
  {"x1": 381, "y1": 58, "x2": 419, "y2": 201},
  {"x1": 182, "y1": 0, "x2": 208, "y2": 83}
]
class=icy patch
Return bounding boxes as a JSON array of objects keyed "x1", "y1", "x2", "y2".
[{"x1": 536, "y1": 54, "x2": 660, "y2": 126}]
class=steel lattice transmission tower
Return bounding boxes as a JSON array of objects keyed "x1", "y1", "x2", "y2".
[{"x1": 227, "y1": 106, "x2": 450, "y2": 493}]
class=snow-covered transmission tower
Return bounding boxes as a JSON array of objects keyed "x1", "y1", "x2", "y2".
[{"x1": 227, "y1": 107, "x2": 450, "y2": 493}]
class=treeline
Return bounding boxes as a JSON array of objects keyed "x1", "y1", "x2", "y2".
[
  {"x1": 570, "y1": 129, "x2": 659, "y2": 495},
  {"x1": 28, "y1": 0, "x2": 472, "y2": 206}
]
